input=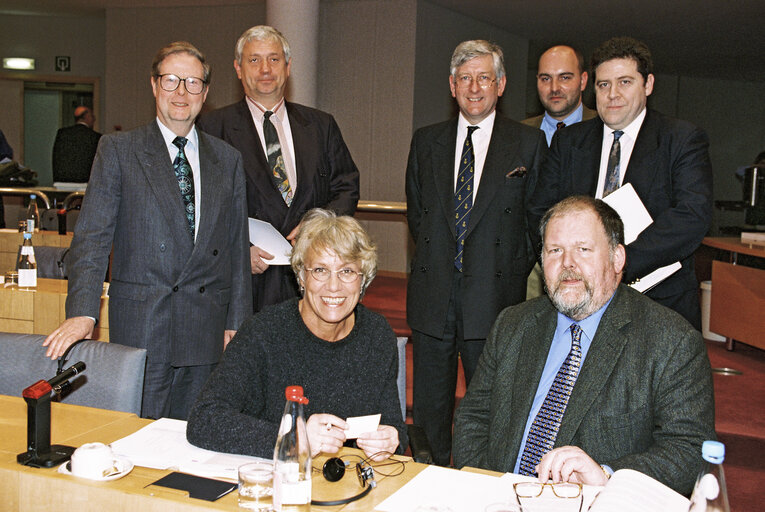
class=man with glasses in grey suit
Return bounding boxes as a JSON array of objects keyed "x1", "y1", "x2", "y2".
[{"x1": 43, "y1": 41, "x2": 251, "y2": 420}]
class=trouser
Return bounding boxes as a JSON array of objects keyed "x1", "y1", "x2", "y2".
[
  {"x1": 412, "y1": 271, "x2": 486, "y2": 466},
  {"x1": 141, "y1": 361, "x2": 216, "y2": 420}
]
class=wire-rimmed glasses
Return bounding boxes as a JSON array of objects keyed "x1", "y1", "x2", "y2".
[
  {"x1": 454, "y1": 73, "x2": 497, "y2": 89},
  {"x1": 155, "y1": 73, "x2": 207, "y2": 94},
  {"x1": 513, "y1": 482, "x2": 583, "y2": 512},
  {"x1": 305, "y1": 267, "x2": 363, "y2": 284}
]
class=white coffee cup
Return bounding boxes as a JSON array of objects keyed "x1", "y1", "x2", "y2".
[{"x1": 70, "y1": 442, "x2": 115, "y2": 479}]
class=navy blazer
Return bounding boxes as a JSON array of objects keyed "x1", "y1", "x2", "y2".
[
  {"x1": 528, "y1": 109, "x2": 713, "y2": 302},
  {"x1": 406, "y1": 115, "x2": 547, "y2": 340}
]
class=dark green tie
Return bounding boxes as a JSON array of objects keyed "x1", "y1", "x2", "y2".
[{"x1": 172, "y1": 136, "x2": 195, "y2": 237}]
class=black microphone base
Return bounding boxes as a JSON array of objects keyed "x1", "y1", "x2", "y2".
[{"x1": 17, "y1": 444, "x2": 75, "y2": 468}]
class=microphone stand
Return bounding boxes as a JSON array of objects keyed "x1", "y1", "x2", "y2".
[{"x1": 17, "y1": 362, "x2": 86, "y2": 467}]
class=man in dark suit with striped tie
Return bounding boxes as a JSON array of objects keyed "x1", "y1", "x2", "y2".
[
  {"x1": 453, "y1": 196, "x2": 714, "y2": 495},
  {"x1": 406, "y1": 39, "x2": 546, "y2": 466}
]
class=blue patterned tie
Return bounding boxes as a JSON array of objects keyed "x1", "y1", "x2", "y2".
[
  {"x1": 172, "y1": 136, "x2": 195, "y2": 237},
  {"x1": 263, "y1": 111, "x2": 293, "y2": 206},
  {"x1": 602, "y1": 130, "x2": 624, "y2": 197},
  {"x1": 455, "y1": 126, "x2": 479, "y2": 271},
  {"x1": 519, "y1": 323, "x2": 583, "y2": 475}
]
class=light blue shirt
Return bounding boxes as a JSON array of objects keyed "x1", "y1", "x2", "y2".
[
  {"x1": 540, "y1": 104, "x2": 584, "y2": 146},
  {"x1": 512, "y1": 294, "x2": 614, "y2": 473}
]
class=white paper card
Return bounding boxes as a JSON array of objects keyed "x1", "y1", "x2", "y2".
[
  {"x1": 602, "y1": 183, "x2": 681, "y2": 292},
  {"x1": 248, "y1": 218, "x2": 292, "y2": 265},
  {"x1": 343, "y1": 414, "x2": 381, "y2": 439}
]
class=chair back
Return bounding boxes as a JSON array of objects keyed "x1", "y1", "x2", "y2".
[{"x1": 0, "y1": 332, "x2": 146, "y2": 414}]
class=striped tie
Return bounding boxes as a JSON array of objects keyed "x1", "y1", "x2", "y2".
[
  {"x1": 172, "y1": 136, "x2": 195, "y2": 237},
  {"x1": 455, "y1": 126, "x2": 478, "y2": 271},
  {"x1": 519, "y1": 323, "x2": 583, "y2": 475}
]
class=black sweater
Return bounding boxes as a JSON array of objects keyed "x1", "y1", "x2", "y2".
[{"x1": 187, "y1": 298, "x2": 407, "y2": 458}]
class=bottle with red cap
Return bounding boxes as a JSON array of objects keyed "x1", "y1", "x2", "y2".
[{"x1": 273, "y1": 385, "x2": 311, "y2": 512}]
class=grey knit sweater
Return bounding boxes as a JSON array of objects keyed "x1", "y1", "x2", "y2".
[{"x1": 186, "y1": 298, "x2": 407, "y2": 458}]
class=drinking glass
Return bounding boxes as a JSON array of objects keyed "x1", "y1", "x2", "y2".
[{"x1": 238, "y1": 461, "x2": 274, "y2": 510}]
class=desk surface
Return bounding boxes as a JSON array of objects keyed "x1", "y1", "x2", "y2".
[
  {"x1": 0, "y1": 396, "x2": 430, "y2": 512},
  {"x1": 703, "y1": 236, "x2": 765, "y2": 258}
]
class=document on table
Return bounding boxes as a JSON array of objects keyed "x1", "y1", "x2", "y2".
[
  {"x1": 110, "y1": 418, "x2": 268, "y2": 480},
  {"x1": 601, "y1": 183, "x2": 681, "y2": 293},
  {"x1": 248, "y1": 218, "x2": 292, "y2": 265},
  {"x1": 374, "y1": 465, "x2": 601, "y2": 512}
]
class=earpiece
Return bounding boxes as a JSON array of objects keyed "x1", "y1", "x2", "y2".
[{"x1": 313, "y1": 458, "x2": 375, "y2": 506}]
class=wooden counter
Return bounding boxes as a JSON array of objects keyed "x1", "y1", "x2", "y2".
[
  {"x1": 0, "y1": 278, "x2": 108, "y2": 340},
  {"x1": 702, "y1": 237, "x2": 765, "y2": 351},
  {"x1": 0, "y1": 396, "x2": 426, "y2": 512}
]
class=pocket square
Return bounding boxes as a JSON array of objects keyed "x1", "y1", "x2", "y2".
[{"x1": 506, "y1": 167, "x2": 527, "y2": 178}]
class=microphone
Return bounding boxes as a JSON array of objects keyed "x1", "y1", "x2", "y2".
[{"x1": 21, "y1": 362, "x2": 86, "y2": 400}]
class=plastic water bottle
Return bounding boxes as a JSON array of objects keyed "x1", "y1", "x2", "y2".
[
  {"x1": 26, "y1": 194, "x2": 40, "y2": 233},
  {"x1": 688, "y1": 440, "x2": 730, "y2": 512},
  {"x1": 17, "y1": 232, "x2": 37, "y2": 288},
  {"x1": 273, "y1": 385, "x2": 312, "y2": 512}
]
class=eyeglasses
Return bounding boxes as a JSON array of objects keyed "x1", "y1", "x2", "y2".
[
  {"x1": 454, "y1": 73, "x2": 497, "y2": 89},
  {"x1": 514, "y1": 481, "x2": 582, "y2": 499},
  {"x1": 305, "y1": 267, "x2": 363, "y2": 284},
  {"x1": 155, "y1": 74, "x2": 207, "y2": 95}
]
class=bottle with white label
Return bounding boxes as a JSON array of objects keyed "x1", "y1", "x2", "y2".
[
  {"x1": 26, "y1": 194, "x2": 40, "y2": 233},
  {"x1": 17, "y1": 232, "x2": 37, "y2": 288},
  {"x1": 273, "y1": 385, "x2": 311, "y2": 512}
]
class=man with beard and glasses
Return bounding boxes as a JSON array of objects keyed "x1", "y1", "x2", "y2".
[{"x1": 453, "y1": 196, "x2": 714, "y2": 496}]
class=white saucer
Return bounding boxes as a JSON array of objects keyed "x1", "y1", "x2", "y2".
[{"x1": 58, "y1": 456, "x2": 134, "y2": 481}]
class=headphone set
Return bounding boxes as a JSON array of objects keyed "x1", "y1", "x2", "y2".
[{"x1": 311, "y1": 453, "x2": 405, "y2": 506}]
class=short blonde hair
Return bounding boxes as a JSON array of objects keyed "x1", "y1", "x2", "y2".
[{"x1": 291, "y1": 209, "x2": 377, "y2": 294}]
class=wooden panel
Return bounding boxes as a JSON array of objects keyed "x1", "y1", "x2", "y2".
[
  {"x1": 0, "y1": 288, "x2": 33, "y2": 320},
  {"x1": 710, "y1": 260, "x2": 765, "y2": 350},
  {"x1": 0, "y1": 319, "x2": 34, "y2": 333},
  {"x1": 33, "y1": 290, "x2": 61, "y2": 335}
]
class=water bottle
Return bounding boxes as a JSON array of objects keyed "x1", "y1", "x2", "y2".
[
  {"x1": 26, "y1": 194, "x2": 40, "y2": 233},
  {"x1": 273, "y1": 385, "x2": 312, "y2": 512},
  {"x1": 17, "y1": 232, "x2": 37, "y2": 288},
  {"x1": 688, "y1": 440, "x2": 730, "y2": 512}
]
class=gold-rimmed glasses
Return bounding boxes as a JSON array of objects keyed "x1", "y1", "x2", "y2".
[
  {"x1": 513, "y1": 482, "x2": 583, "y2": 512},
  {"x1": 454, "y1": 73, "x2": 497, "y2": 89},
  {"x1": 305, "y1": 267, "x2": 363, "y2": 284},
  {"x1": 155, "y1": 73, "x2": 207, "y2": 94}
]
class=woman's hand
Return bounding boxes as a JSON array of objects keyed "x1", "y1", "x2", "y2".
[
  {"x1": 356, "y1": 425, "x2": 399, "y2": 461},
  {"x1": 306, "y1": 413, "x2": 348, "y2": 457}
]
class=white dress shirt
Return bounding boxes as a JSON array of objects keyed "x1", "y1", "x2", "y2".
[
  {"x1": 245, "y1": 96, "x2": 298, "y2": 194},
  {"x1": 454, "y1": 111, "x2": 496, "y2": 201},
  {"x1": 595, "y1": 108, "x2": 647, "y2": 199}
]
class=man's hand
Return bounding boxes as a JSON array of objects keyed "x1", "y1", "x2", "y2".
[
  {"x1": 42, "y1": 317, "x2": 96, "y2": 359},
  {"x1": 250, "y1": 246, "x2": 274, "y2": 274},
  {"x1": 306, "y1": 413, "x2": 348, "y2": 457},
  {"x1": 356, "y1": 425, "x2": 399, "y2": 461},
  {"x1": 223, "y1": 330, "x2": 237, "y2": 350},
  {"x1": 535, "y1": 446, "x2": 609, "y2": 486},
  {"x1": 286, "y1": 223, "x2": 302, "y2": 246}
]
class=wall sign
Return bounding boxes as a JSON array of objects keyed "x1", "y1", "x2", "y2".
[{"x1": 55, "y1": 56, "x2": 71, "y2": 72}]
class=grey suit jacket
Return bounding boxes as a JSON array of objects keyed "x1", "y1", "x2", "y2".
[
  {"x1": 521, "y1": 104, "x2": 597, "y2": 129},
  {"x1": 406, "y1": 115, "x2": 547, "y2": 340},
  {"x1": 66, "y1": 121, "x2": 252, "y2": 366},
  {"x1": 453, "y1": 284, "x2": 715, "y2": 495}
]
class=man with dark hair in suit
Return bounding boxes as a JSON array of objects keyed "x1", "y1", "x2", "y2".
[
  {"x1": 528, "y1": 37, "x2": 713, "y2": 329},
  {"x1": 406, "y1": 39, "x2": 546, "y2": 466},
  {"x1": 454, "y1": 195, "x2": 714, "y2": 495},
  {"x1": 522, "y1": 45, "x2": 596, "y2": 145},
  {"x1": 523, "y1": 45, "x2": 597, "y2": 300},
  {"x1": 198, "y1": 25, "x2": 359, "y2": 312},
  {"x1": 52, "y1": 106, "x2": 102, "y2": 184},
  {"x1": 43, "y1": 41, "x2": 252, "y2": 420}
]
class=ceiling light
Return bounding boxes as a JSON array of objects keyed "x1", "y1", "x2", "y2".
[{"x1": 3, "y1": 58, "x2": 35, "y2": 70}]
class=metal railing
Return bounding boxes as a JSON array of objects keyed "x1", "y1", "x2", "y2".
[{"x1": 0, "y1": 188, "x2": 52, "y2": 209}]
